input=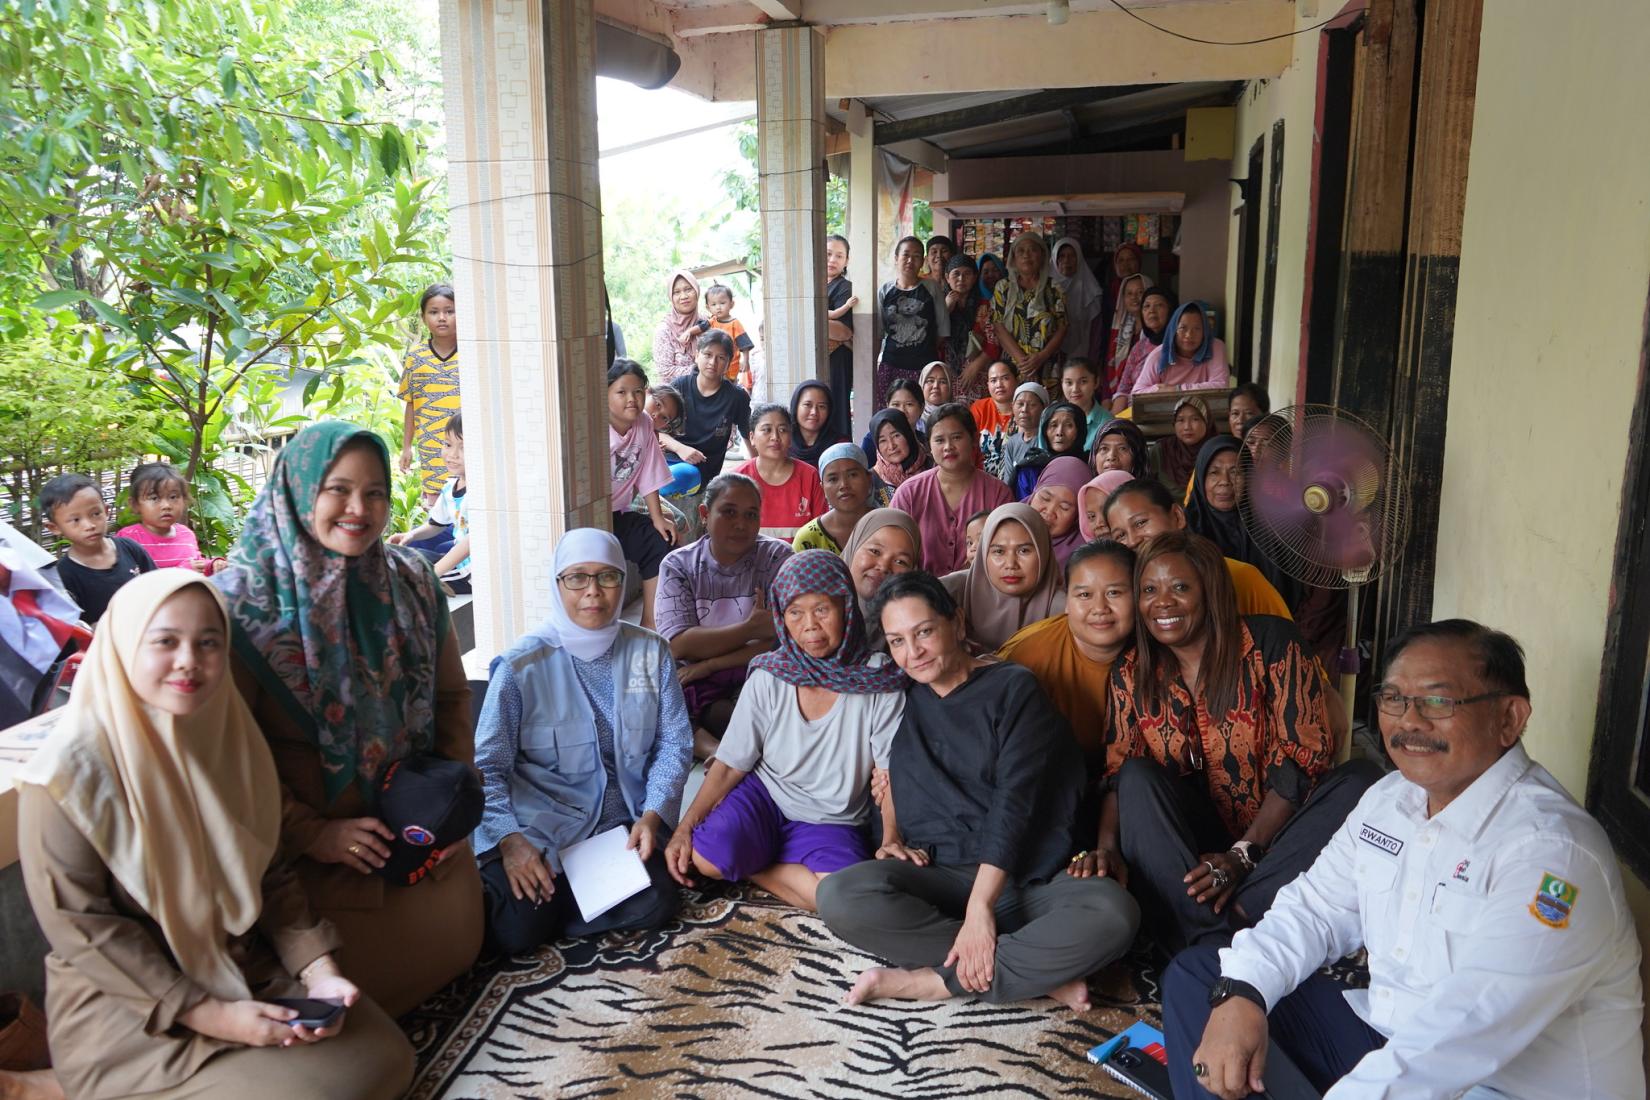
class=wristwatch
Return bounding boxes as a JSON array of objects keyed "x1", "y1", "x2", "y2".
[
  {"x1": 1228, "y1": 840, "x2": 1263, "y2": 872},
  {"x1": 1208, "y1": 977, "x2": 1267, "y2": 1011}
]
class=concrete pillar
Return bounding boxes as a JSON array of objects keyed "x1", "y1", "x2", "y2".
[
  {"x1": 845, "y1": 99, "x2": 879, "y2": 435},
  {"x1": 440, "y1": 0, "x2": 608, "y2": 660},
  {"x1": 754, "y1": 25, "x2": 827, "y2": 405}
]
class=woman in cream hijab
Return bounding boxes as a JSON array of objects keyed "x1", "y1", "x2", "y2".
[{"x1": 16, "y1": 571, "x2": 412, "y2": 1100}]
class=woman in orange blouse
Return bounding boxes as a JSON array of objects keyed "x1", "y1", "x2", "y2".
[{"x1": 1101, "y1": 530, "x2": 1379, "y2": 951}]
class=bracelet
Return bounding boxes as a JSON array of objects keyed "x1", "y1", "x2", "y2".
[
  {"x1": 1227, "y1": 842, "x2": 1259, "y2": 873},
  {"x1": 297, "y1": 956, "x2": 329, "y2": 984}
]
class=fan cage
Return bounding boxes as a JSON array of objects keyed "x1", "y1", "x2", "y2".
[{"x1": 1236, "y1": 404, "x2": 1411, "y2": 590}]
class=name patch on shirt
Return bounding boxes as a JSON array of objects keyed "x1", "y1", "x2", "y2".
[
  {"x1": 1530, "y1": 872, "x2": 1579, "y2": 929},
  {"x1": 1358, "y1": 823, "x2": 1403, "y2": 856}
]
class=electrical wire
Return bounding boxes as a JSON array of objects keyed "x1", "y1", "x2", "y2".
[{"x1": 1103, "y1": 0, "x2": 1341, "y2": 46}]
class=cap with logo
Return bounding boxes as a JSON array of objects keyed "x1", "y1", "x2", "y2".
[{"x1": 373, "y1": 754, "x2": 484, "y2": 887}]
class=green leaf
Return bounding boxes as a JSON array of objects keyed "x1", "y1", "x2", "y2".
[
  {"x1": 86, "y1": 298, "x2": 135, "y2": 334},
  {"x1": 218, "y1": 54, "x2": 238, "y2": 99},
  {"x1": 32, "y1": 289, "x2": 92, "y2": 310},
  {"x1": 376, "y1": 128, "x2": 399, "y2": 177}
]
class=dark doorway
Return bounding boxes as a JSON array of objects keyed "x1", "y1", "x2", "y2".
[
  {"x1": 1233, "y1": 137, "x2": 1264, "y2": 383},
  {"x1": 1256, "y1": 120, "x2": 1285, "y2": 388},
  {"x1": 1302, "y1": 25, "x2": 1359, "y2": 405}
]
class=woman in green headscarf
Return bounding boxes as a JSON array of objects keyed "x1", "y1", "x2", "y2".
[{"x1": 216, "y1": 421, "x2": 481, "y2": 1017}]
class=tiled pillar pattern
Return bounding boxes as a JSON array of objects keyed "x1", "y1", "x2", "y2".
[
  {"x1": 754, "y1": 26, "x2": 827, "y2": 404},
  {"x1": 440, "y1": 0, "x2": 608, "y2": 660}
]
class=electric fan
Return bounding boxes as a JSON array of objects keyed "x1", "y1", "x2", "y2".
[{"x1": 1237, "y1": 404, "x2": 1411, "y2": 737}]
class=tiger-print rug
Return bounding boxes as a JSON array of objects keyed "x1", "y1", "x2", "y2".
[{"x1": 400, "y1": 882, "x2": 1167, "y2": 1098}]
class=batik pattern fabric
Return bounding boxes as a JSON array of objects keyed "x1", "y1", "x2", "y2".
[
  {"x1": 215, "y1": 421, "x2": 446, "y2": 803},
  {"x1": 1105, "y1": 616, "x2": 1331, "y2": 838},
  {"x1": 398, "y1": 341, "x2": 462, "y2": 494}
]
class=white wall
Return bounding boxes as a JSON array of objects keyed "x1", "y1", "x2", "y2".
[
  {"x1": 1431, "y1": 0, "x2": 1650, "y2": 799},
  {"x1": 1223, "y1": 8, "x2": 1322, "y2": 411}
]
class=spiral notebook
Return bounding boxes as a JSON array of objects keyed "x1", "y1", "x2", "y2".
[{"x1": 1088, "y1": 1020, "x2": 1171, "y2": 1100}]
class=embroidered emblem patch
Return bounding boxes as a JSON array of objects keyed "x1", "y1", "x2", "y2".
[
  {"x1": 1358, "y1": 823, "x2": 1403, "y2": 856},
  {"x1": 402, "y1": 824, "x2": 436, "y2": 847},
  {"x1": 1529, "y1": 872, "x2": 1578, "y2": 928},
  {"x1": 1452, "y1": 859, "x2": 1471, "y2": 883}
]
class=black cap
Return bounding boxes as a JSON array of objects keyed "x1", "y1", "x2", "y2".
[{"x1": 373, "y1": 754, "x2": 484, "y2": 887}]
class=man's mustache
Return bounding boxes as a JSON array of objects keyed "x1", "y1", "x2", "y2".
[{"x1": 1389, "y1": 732, "x2": 1449, "y2": 753}]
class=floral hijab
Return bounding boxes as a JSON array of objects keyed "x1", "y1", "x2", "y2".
[
  {"x1": 749, "y1": 550, "x2": 906, "y2": 693},
  {"x1": 215, "y1": 421, "x2": 446, "y2": 803}
]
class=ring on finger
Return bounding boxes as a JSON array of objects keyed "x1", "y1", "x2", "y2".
[
  {"x1": 1211, "y1": 869, "x2": 1230, "y2": 889},
  {"x1": 1193, "y1": 1062, "x2": 1208, "y2": 1078},
  {"x1": 347, "y1": 843, "x2": 362, "y2": 856},
  {"x1": 1202, "y1": 860, "x2": 1216, "y2": 876}
]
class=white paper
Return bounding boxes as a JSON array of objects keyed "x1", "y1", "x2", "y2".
[{"x1": 558, "y1": 825, "x2": 651, "y2": 923}]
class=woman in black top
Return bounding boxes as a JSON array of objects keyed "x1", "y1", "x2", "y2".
[
  {"x1": 670, "y1": 329, "x2": 752, "y2": 490},
  {"x1": 815, "y1": 571, "x2": 1139, "y2": 1011}
]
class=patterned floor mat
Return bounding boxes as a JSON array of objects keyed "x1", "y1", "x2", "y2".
[{"x1": 401, "y1": 883, "x2": 1166, "y2": 1099}]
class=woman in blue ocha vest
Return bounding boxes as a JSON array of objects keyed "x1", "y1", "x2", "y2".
[{"x1": 472, "y1": 529, "x2": 693, "y2": 954}]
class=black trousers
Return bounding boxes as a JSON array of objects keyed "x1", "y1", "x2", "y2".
[
  {"x1": 481, "y1": 845, "x2": 680, "y2": 956},
  {"x1": 1117, "y1": 757, "x2": 1381, "y2": 952},
  {"x1": 828, "y1": 348, "x2": 855, "y2": 440}
]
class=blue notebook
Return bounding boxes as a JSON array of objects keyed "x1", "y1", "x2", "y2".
[
  {"x1": 1087, "y1": 1019, "x2": 1166, "y2": 1067},
  {"x1": 1088, "y1": 1020, "x2": 1171, "y2": 1100}
]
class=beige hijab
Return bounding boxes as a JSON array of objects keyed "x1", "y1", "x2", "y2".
[
  {"x1": 842, "y1": 509, "x2": 924, "y2": 652},
  {"x1": 17, "y1": 570, "x2": 281, "y2": 1001},
  {"x1": 943, "y1": 503, "x2": 1066, "y2": 652}
]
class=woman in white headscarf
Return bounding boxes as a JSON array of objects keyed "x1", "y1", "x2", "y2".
[
  {"x1": 1051, "y1": 236, "x2": 1105, "y2": 366},
  {"x1": 17, "y1": 571, "x2": 413, "y2": 1100},
  {"x1": 471, "y1": 529, "x2": 694, "y2": 956}
]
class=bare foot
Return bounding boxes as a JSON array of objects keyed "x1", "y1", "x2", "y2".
[
  {"x1": 844, "y1": 967, "x2": 951, "y2": 1005},
  {"x1": 1047, "y1": 977, "x2": 1092, "y2": 1012},
  {"x1": 0, "y1": 1070, "x2": 66, "y2": 1100}
]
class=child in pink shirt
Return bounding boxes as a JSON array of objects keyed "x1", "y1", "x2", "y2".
[
  {"x1": 608, "y1": 360, "x2": 677, "y2": 629},
  {"x1": 115, "y1": 462, "x2": 218, "y2": 573}
]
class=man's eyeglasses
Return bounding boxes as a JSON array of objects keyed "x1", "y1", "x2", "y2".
[
  {"x1": 557, "y1": 569, "x2": 624, "y2": 591},
  {"x1": 1369, "y1": 690, "x2": 1509, "y2": 720}
]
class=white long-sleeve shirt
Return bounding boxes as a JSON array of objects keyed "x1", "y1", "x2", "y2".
[{"x1": 1219, "y1": 742, "x2": 1643, "y2": 1099}]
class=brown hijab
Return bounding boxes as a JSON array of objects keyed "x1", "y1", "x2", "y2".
[{"x1": 943, "y1": 503, "x2": 1066, "y2": 653}]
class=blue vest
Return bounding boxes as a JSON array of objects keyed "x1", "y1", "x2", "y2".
[{"x1": 494, "y1": 623, "x2": 676, "y2": 857}]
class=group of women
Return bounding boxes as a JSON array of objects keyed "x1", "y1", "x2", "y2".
[
  {"x1": 17, "y1": 345, "x2": 1341, "y2": 1097},
  {"x1": 864, "y1": 231, "x2": 1228, "y2": 418}
]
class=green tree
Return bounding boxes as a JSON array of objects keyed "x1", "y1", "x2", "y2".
[
  {"x1": 0, "y1": 331, "x2": 162, "y2": 541},
  {"x1": 0, "y1": 0, "x2": 440, "y2": 527}
]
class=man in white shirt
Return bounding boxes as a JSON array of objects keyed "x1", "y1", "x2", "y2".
[{"x1": 1163, "y1": 619, "x2": 1644, "y2": 1099}]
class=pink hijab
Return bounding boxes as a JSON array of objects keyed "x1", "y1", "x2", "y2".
[
  {"x1": 1079, "y1": 470, "x2": 1134, "y2": 541},
  {"x1": 1031, "y1": 457, "x2": 1095, "y2": 571}
]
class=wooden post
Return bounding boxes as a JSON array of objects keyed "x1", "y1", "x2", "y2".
[{"x1": 1376, "y1": 0, "x2": 1484, "y2": 640}]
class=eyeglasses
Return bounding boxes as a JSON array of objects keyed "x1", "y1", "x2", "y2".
[
  {"x1": 557, "y1": 569, "x2": 624, "y2": 591},
  {"x1": 1369, "y1": 690, "x2": 1509, "y2": 720}
]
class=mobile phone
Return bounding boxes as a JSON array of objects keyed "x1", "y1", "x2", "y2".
[{"x1": 270, "y1": 997, "x2": 346, "y2": 1029}]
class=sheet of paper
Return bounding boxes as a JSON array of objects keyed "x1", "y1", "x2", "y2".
[{"x1": 558, "y1": 825, "x2": 651, "y2": 924}]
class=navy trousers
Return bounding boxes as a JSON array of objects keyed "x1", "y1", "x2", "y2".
[{"x1": 1162, "y1": 944, "x2": 1385, "y2": 1099}]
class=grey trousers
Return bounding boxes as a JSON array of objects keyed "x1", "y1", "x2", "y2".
[{"x1": 816, "y1": 860, "x2": 1140, "y2": 1003}]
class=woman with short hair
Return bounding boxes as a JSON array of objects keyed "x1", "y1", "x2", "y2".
[{"x1": 817, "y1": 570, "x2": 1139, "y2": 1009}]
